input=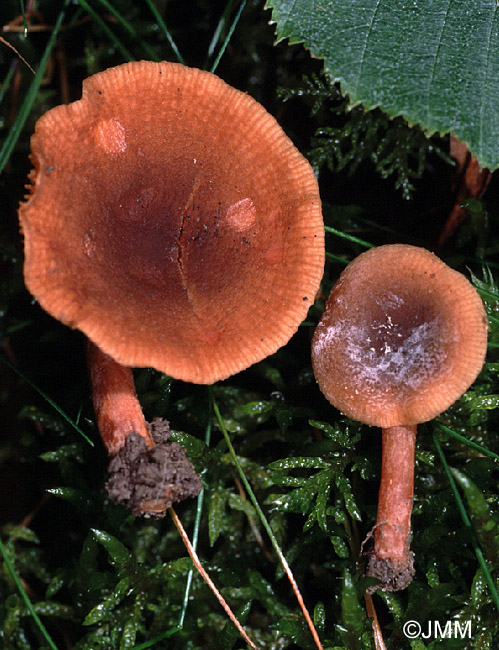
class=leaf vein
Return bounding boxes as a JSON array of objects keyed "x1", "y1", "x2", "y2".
[
  {"x1": 425, "y1": 0, "x2": 453, "y2": 124},
  {"x1": 354, "y1": 0, "x2": 382, "y2": 98}
]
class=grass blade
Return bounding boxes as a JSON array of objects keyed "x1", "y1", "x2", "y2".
[
  {"x1": 432, "y1": 430, "x2": 499, "y2": 614},
  {"x1": 209, "y1": 0, "x2": 247, "y2": 74},
  {"x1": 77, "y1": 0, "x2": 134, "y2": 62},
  {"x1": 143, "y1": 0, "x2": 185, "y2": 65},
  {"x1": 324, "y1": 225, "x2": 374, "y2": 249},
  {"x1": 205, "y1": 0, "x2": 237, "y2": 62},
  {"x1": 0, "y1": 62, "x2": 16, "y2": 108},
  {"x1": 0, "y1": 535, "x2": 58, "y2": 650},
  {"x1": 0, "y1": 0, "x2": 70, "y2": 177},
  {"x1": 19, "y1": 0, "x2": 28, "y2": 37},
  {"x1": 178, "y1": 409, "x2": 212, "y2": 628},
  {"x1": 435, "y1": 422, "x2": 499, "y2": 463},
  {"x1": 210, "y1": 387, "x2": 324, "y2": 650},
  {"x1": 93, "y1": 0, "x2": 160, "y2": 61},
  {"x1": 0, "y1": 355, "x2": 94, "y2": 445}
]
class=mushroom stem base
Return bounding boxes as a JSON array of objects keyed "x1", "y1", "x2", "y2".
[
  {"x1": 366, "y1": 551, "x2": 415, "y2": 593},
  {"x1": 106, "y1": 418, "x2": 202, "y2": 518},
  {"x1": 87, "y1": 340, "x2": 202, "y2": 517}
]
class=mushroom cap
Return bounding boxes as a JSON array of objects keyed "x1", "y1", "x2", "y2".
[
  {"x1": 19, "y1": 61, "x2": 324, "y2": 384},
  {"x1": 311, "y1": 244, "x2": 488, "y2": 427}
]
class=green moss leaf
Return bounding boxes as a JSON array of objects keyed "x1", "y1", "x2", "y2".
[
  {"x1": 47, "y1": 487, "x2": 93, "y2": 511},
  {"x1": 309, "y1": 420, "x2": 361, "y2": 449},
  {"x1": 330, "y1": 536, "x2": 350, "y2": 559},
  {"x1": 83, "y1": 576, "x2": 131, "y2": 625},
  {"x1": 269, "y1": 457, "x2": 330, "y2": 471},
  {"x1": 450, "y1": 467, "x2": 499, "y2": 567},
  {"x1": 208, "y1": 479, "x2": 227, "y2": 546},
  {"x1": 91, "y1": 529, "x2": 133, "y2": 567},
  {"x1": 216, "y1": 600, "x2": 252, "y2": 650}
]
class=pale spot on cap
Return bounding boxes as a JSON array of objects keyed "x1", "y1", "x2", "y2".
[
  {"x1": 94, "y1": 118, "x2": 127, "y2": 154},
  {"x1": 226, "y1": 198, "x2": 257, "y2": 231}
]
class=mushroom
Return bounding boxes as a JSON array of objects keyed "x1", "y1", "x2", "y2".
[
  {"x1": 311, "y1": 244, "x2": 488, "y2": 590},
  {"x1": 18, "y1": 61, "x2": 324, "y2": 517}
]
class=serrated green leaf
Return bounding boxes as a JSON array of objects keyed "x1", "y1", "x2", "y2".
[
  {"x1": 79, "y1": 532, "x2": 99, "y2": 575},
  {"x1": 272, "y1": 613, "x2": 314, "y2": 647},
  {"x1": 313, "y1": 472, "x2": 331, "y2": 531},
  {"x1": 2, "y1": 595, "x2": 23, "y2": 639},
  {"x1": 351, "y1": 455, "x2": 372, "y2": 480},
  {"x1": 271, "y1": 474, "x2": 311, "y2": 488},
  {"x1": 274, "y1": 406, "x2": 293, "y2": 433},
  {"x1": 46, "y1": 571, "x2": 66, "y2": 598},
  {"x1": 267, "y1": 0, "x2": 499, "y2": 169},
  {"x1": 415, "y1": 450, "x2": 435, "y2": 466},
  {"x1": 327, "y1": 506, "x2": 347, "y2": 525},
  {"x1": 234, "y1": 400, "x2": 273, "y2": 420},
  {"x1": 425, "y1": 564, "x2": 440, "y2": 588}
]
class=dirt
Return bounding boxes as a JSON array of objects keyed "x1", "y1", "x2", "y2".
[
  {"x1": 366, "y1": 551, "x2": 416, "y2": 593},
  {"x1": 106, "y1": 418, "x2": 202, "y2": 518}
]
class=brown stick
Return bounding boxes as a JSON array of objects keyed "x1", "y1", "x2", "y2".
[
  {"x1": 364, "y1": 592, "x2": 387, "y2": 650},
  {"x1": 367, "y1": 425, "x2": 417, "y2": 592},
  {"x1": 438, "y1": 136, "x2": 492, "y2": 246},
  {"x1": 169, "y1": 506, "x2": 258, "y2": 650},
  {"x1": 86, "y1": 340, "x2": 153, "y2": 456}
]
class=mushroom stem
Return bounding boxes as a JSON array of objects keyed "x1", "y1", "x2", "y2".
[
  {"x1": 367, "y1": 424, "x2": 417, "y2": 592},
  {"x1": 87, "y1": 340, "x2": 202, "y2": 519},
  {"x1": 87, "y1": 340, "x2": 153, "y2": 456}
]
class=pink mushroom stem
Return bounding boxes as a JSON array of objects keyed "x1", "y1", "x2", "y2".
[
  {"x1": 368, "y1": 425, "x2": 417, "y2": 589},
  {"x1": 86, "y1": 340, "x2": 154, "y2": 456}
]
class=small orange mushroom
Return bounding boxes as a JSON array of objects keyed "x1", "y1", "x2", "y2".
[
  {"x1": 311, "y1": 244, "x2": 487, "y2": 590},
  {"x1": 19, "y1": 61, "x2": 324, "y2": 516}
]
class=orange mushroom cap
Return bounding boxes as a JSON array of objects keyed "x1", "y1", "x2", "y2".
[
  {"x1": 19, "y1": 61, "x2": 324, "y2": 383},
  {"x1": 311, "y1": 244, "x2": 488, "y2": 428}
]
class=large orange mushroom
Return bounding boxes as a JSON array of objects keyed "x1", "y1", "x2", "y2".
[
  {"x1": 19, "y1": 61, "x2": 324, "y2": 517},
  {"x1": 311, "y1": 244, "x2": 487, "y2": 590}
]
